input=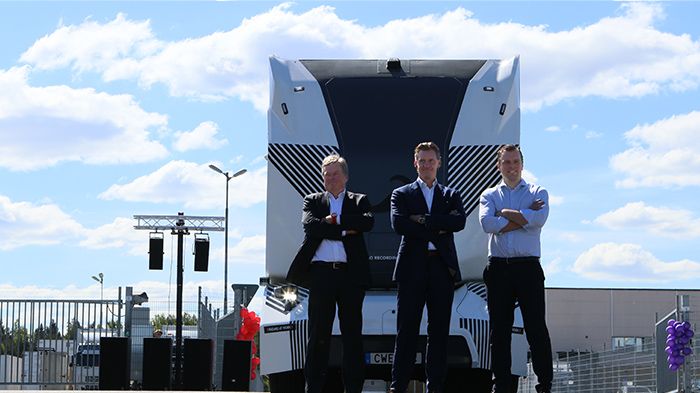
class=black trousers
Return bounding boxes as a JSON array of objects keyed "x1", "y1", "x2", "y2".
[
  {"x1": 391, "y1": 255, "x2": 454, "y2": 393},
  {"x1": 305, "y1": 263, "x2": 366, "y2": 393},
  {"x1": 483, "y1": 259, "x2": 553, "y2": 392}
]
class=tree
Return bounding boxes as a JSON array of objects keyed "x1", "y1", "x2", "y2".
[{"x1": 151, "y1": 313, "x2": 198, "y2": 330}]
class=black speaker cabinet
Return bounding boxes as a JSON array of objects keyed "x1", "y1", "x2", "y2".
[
  {"x1": 183, "y1": 338, "x2": 213, "y2": 390},
  {"x1": 142, "y1": 337, "x2": 172, "y2": 390},
  {"x1": 99, "y1": 337, "x2": 129, "y2": 390},
  {"x1": 193, "y1": 237, "x2": 209, "y2": 272},
  {"x1": 221, "y1": 340, "x2": 252, "y2": 391},
  {"x1": 149, "y1": 237, "x2": 164, "y2": 270}
]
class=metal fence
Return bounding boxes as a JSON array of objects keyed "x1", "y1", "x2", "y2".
[
  {"x1": 0, "y1": 288, "x2": 222, "y2": 391},
  {"x1": 518, "y1": 340, "x2": 700, "y2": 393},
  {"x1": 0, "y1": 297, "x2": 122, "y2": 389}
]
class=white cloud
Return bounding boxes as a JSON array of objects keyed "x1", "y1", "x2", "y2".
[
  {"x1": 229, "y1": 234, "x2": 265, "y2": 265},
  {"x1": 19, "y1": 3, "x2": 700, "y2": 112},
  {"x1": 611, "y1": 110, "x2": 700, "y2": 188},
  {"x1": 99, "y1": 161, "x2": 266, "y2": 208},
  {"x1": 549, "y1": 195, "x2": 564, "y2": 206},
  {"x1": 20, "y1": 13, "x2": 161, "y2": 75},
  {"x1": 80, "y1": 216, "x2": 148, "y2": 255},
  {"x1": 173, "y1": 121, "x2": 228, "y2": 152},
  {"x1": 0, "y1": 66, "x2": 168, "y2": 171},
  {"x1": 521, "y1": 169, "x2": 538, "y2": 183},
  {"x1": 595, "y1": 201, "x2": 700, "y2": 238},
  {"x1": 545, "y1": 126, "x2": 560, "y2": 132},
  {"x1": 542, "y1": 257, "x2": 562, "y2": 277},
  {"x1": 585, "y1": 131, "x2": 603, "y2": 139},
  {"x1": 572, "y1": 242, "x2": 700, "y2": 282},
  {"x1": 0, "y1": 195, "x2": 86, "y2": 250},
  {"x1": 558, "y1": 232, "x2": 583, "y2": 243}
]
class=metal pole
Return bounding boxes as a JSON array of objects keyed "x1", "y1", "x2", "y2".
[
  {"x1": 224, "y1": 174, "x2": 229, "y2": 314},
  {"x1": 175, "y1": 222, "x2": 185, "y2": 389}
]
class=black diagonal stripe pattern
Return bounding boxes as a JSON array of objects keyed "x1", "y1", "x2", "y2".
[
  {"x1": 268, "y1": 143, "x2": 339, "y2": 197},
  {"x1": 290, "y1": 320, "x2": 309, "y2": 370},
  {"x1": 264, "y1": 282, "x2": 310, "y2": 315},
  {"x1": 463, "y1": 318, "x2": 491, "y2": 369},
  {"x1": 466, "y1": 281, "x2": 488, "y2": 303},
  {"x1": 447, "y1": 145, "x2": 503, "y2": 216}
]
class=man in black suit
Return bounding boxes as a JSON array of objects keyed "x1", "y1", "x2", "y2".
[
  {"x1": 389, "y1": 142, "x2": 466, "y2": 393},
  {"x1": 286, "y1": 154, "x2": 374, "y2": 393}
]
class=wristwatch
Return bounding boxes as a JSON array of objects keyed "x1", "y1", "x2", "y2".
[{"x1": 418, "y1": 215, "x2": 426, "y2": 225}]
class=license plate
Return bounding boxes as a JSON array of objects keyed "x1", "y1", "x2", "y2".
[{"x1": 365, "y1": 352, "x2": 423, "y2": 365}]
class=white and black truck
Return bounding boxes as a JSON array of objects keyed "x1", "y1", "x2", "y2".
[{"x1": 259, "y1": 56, "x2": 528, "y2": 392}]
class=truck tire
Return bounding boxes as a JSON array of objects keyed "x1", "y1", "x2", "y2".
[{"x1": 268, "y1": 370, "x2": 305, "y2": 393}]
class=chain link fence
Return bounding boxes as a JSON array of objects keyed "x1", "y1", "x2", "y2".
[{"x1": 518, "y1": 340, "x2": 699, "y2": 393}]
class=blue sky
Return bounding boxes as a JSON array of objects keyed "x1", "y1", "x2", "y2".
[{"x1": 1, "y1": 2, "x2": 700, "y2": 308}]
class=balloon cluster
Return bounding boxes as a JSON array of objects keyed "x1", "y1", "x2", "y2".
[
  {"x1": 236, "y1": 307, "x2": 262, "y2": 380},
  {"x1": 665, "y1": 319, "x2": 694, "y2": 371}
]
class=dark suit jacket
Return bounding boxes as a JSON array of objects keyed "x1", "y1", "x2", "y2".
[
  {"x1": 286, "y1": 191, "x2": 375, "y2": 288},
  {"x1": 391, "y1": 181, "x2": 466, "y2": 283}
]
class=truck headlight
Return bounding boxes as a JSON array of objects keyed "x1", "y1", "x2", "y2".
[{"x1": 274, "y1": 285, "x2": 299, "y2": 311}]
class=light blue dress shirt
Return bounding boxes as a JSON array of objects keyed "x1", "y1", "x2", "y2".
[{"x1": 478, "y1": 179, "x2": 549, "y2": 258}]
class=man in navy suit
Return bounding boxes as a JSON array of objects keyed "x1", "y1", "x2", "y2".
[
  {"x1": 389, "y1": 142, "x2": 466, "y2": 393},
  {"x1": 286, "y1": 155, "x2": 374, "y2": 393}
]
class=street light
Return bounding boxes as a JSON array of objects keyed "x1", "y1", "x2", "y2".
[
  {"x1": 209, "y1": 164, "x2": 247, "y2": 314},
  {"x1": 91, "y1": 272, "x2": 104, "y2": 301}
]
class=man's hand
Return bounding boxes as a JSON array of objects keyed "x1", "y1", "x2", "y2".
[
  {"x1": 410, "y1": 214, "x2": 426, "y2": 224},
  {"x1": 324, "y1": 213, "x2": 338, "y2": 224},
  {"x1": 345, "y1": 229, "x2": 359, "y2": 235},
  {"x1": 530, "y1": 199, "x2": 545, "y2": 211}
]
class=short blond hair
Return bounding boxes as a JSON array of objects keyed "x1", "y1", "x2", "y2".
[{"x1": 321, "y1": 154, "x2": 349, "y2": 177}]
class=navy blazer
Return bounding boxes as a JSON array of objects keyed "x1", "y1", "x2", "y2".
[
  {"x1": 390, "y1": 181, "x2": 466, "y2": 283},
  {"x1": 286, "y1": 191, "x2": 375, "y2": 288}
]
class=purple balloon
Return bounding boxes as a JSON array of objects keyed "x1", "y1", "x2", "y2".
[
  {"x1": 678, "y1": 337, "x2": 688, "y2": 345},
  {"x1": 683, "y1": 347, "x2": 693, "y2": 355},
  {"x1": 670, "y1": 363, "x2": 680, "y2": 371},
  {"x1": 665, "y1": 346, "x2": 674, "y2": 354},
  {"x1": 682, "y1": 321, "x2": 691, "y2": 329},
  {"x1": 666, "y1": 326, "x2": 676, "y2": 335},
  {"x1": 668, "y1": 319, "x2": 677, "y2": 327},
  {"x1": 686, "y1": 329, "x2": 695, "y2": 338},
  {"x1": 667, "y1": 337, "x2": 676, "y2": 345}
]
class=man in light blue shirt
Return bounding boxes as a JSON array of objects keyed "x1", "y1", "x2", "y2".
[{"x1": 479, "y1": 144, "x2": 553, "y2": 393}]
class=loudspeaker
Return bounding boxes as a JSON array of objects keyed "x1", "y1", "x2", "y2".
[
  {"x1": 193, "y1": 236, "x2": 209, "y2": 272},
  {"x1": 142, "y1": 338, "x2": 172, "y2": 390},
  {"x1": 99, "y1": 337, "x2": 129, "y2": 390},
  {"x1": 183, "y1": 338, "x2": 213, "y2": 390},
  {"x1": 149, "y1": 235, "x2": 164, "y2": 270},
  {"x1": 221, "y1": 340, "x2": 252, "y2": 391}
]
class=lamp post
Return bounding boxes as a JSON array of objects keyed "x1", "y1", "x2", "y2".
[
  {"x1": 91, "y1": 272, "x2": 104, "y2": 301},
  {"x1": 209, "y1": 164, "x2": 247, "y2": 314}
]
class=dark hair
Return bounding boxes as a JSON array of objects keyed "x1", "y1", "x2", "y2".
[
  {"x1": 414, "y1": 141, "x2": 441, "y2": 160},
  {"x1": 497, "y1": 144, "x2": 523, "y2": 163}
]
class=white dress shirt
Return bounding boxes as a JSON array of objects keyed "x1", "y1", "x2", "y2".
[
  {"x1": 417, "y1": 178, "x2": 437, "y2": 251},
  {"x1": 312, "y1": 190, "x2": 348, "y2": 263}
]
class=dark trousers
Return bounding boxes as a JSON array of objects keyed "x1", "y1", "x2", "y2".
[
  {"x1": 483, "y1": 259, "x2": 553, "y2": 392},
  {"x1": 305, "y1": 263, "x2": 366, "y2": 393},
  {"x1": 391, "y1": 255, "x2": 454, "y2": 393}
]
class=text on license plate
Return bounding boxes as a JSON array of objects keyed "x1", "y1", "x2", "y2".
[{"x1": 365, "y1": 352, "x2": 423, "y2": 365}]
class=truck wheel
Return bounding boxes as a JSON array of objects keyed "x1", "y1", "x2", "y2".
[
  {"x1": 445, "y1": 368, "x2": 492, "y2": 393},
  {"x1": 268, "y1": 370, "x2": 305, "y2": 393}
]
